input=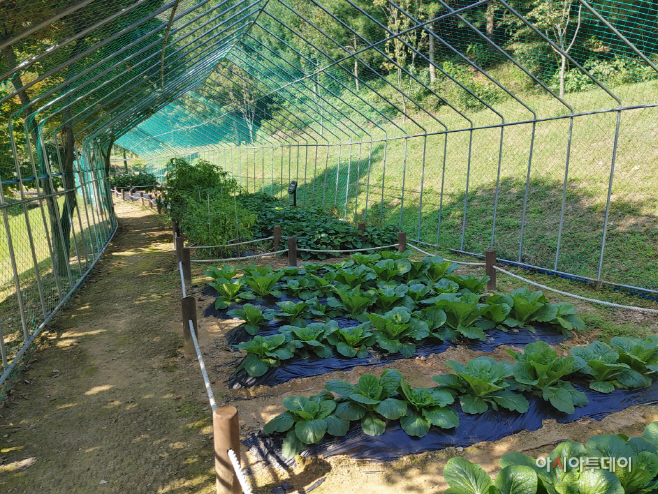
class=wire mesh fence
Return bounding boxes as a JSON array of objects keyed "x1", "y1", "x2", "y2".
[{"x1": 1, "y1": 0, "x2": 658, "y2": 387}]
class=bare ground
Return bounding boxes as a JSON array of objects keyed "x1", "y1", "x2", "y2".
[{"x1": 1, "y1": 199, "x2": 657, "y2": 494}]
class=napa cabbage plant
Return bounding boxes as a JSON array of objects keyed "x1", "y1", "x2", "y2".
[
  {"x1": 268, "y1": 300, "x2": 310, "y2": 326},
  {"x1": 423, "y1": 256, "x2": 459, "y2": 283},
  {"x1": 506, "y1": 341, "x2": 587, "y2": 414},
  {"x1": 445, "y1": 273, "x2": 490, "y2": 294},
  {"x1": 426, "y1": 293, "x2": 491, "y2": 341},
  {"x1": 283, "y1": 278, "x2": 319, "y2": 300},
  {"x1": 350, "y1": 253, "x2": 381, "y2": 265},
  {"x1": 570, "y1": 341, "x2": 651, "y2": 393},
  {"x1": 263, "y1": 391, "x2": 349, "y2": 459},
  {"x1": 280, "y1": 322, "x2": 333, "y2": 358},
  {"x1": 308, "y1": 272, "x2": 337, "y2": 295},
  {"x1": 372, "y1": 285, "x2": 409, "y2": 312},
  {"x1": 204, "y1": 265, "x2": 239, "y2": 281},
  {"x1": 444, "y1": 457, "x2": 539, "y2": 494},
  {"x1": 326, "y1": 370, "x2": 407, "y2": 436},
  {"x1": 372, "y1": 258, "x2": 412, "y2": 281},
  {"x1": 334, "y1": 265, "x2": 377, "y2": 288},
  {"x1": 325, "y1": 322, "x2": 375, "y2": 358},
  {"x1": 236, "y1": 334, "x2": 295, "y2": 377},
  {"x1": 398, "y1": 379, "x2": 459, "y2": 437},
  {"x1": 328, "y1": 285, "x2": 374, "y2": 319},
  {"x1": 241, "y1": 267, "x2": 284, "y2": 297},
  {"x1": 367, "y1": 307, "x2": 429, "y2": 357},
  {"x1": 478, "y1": 294, "x2": 514, "y2": 330},
  {"x1": 609, "y1": 336, "x2": 658, "y2": 375},
  {"x1": 210, "y1": 277, "x2": 255, "y2": 309},
  {"x1": 433, "y1": 357, "x2": 529, "y2": 414},
  {"x1": 226, "y1": 303, "x2": 272, "y2": 335}
]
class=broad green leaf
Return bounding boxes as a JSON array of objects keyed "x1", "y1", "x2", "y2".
[
  {"x1": 263, "y1": 411, "x2": 295, "y2": 434},
  {"x1": 357, "y1": 374, "x2": 384, "y2": 400},
  {"x1": 361, "y1": 412, "x2": 386, "y2": 436},
  {"x1": 589, "y1": 380, "x2": 616, "y2": 393},
  {"x1": 325, "y1": 380, "x2": 356, "y2": 397},
  {"x1": 492, "y1": 390, "x2": 530, "y2": 413},
  {"x1": 444, "y1": 457, "x2": 495, "y2": 494},
  {"x1": 243, "y1": 353, "x2": 269, "y2": 377},
  {"x1": 282, "y1": 429, "x2": 305, "y2": 459},
  {"x1": 334, "y1": 401, "x2": 367, "y2": 421},
  {"x1": 574, "y1": 468, "x2": 623, "y2": 494},
  {"x1": 494, "y1": 465, "x2": 537, "y2": 494},
  {"x1": 461, "y1": 395, "x2": 488, "y2": 414},
  {"x1": 374, "y1": 398, "x2": 407, "y2": 420},
  {"x1": 422, "y1": 406, "x2": 460, "y2": 429},
  {"x1": 643, "y1": 422, "x2": 658, "y2": 446},
  {"x1": 326, "y1": 415, "x2": 350, "y2": 437},
  {"x1": 542, "y1": 385, "x2": 576, "y2": 414},
  {"x1": 380, "y1": 369, "x2": 403, "y2": 397},
  {"x1": 295, "y1": 418, "x2": 327, "y2": 444},
  {"x1": 400, "y1": 410, "x2": 430, "y2": 437},
  {"x1": 317, "y1": 400, "x2": 336, "y2": 419}
]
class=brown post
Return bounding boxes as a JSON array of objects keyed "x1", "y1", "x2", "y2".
[
  {"x1": 149, "y1": 193, "x2": 154, "y2": 209},
  {"x1": 485, "y1": 249, "x2": 497, "y2": 291},
  {"x1": 358, "y1": 222, "x2": 366, "y2": 233},
  {"x1": 175, "y1": 235, "x2": 184, "y2": 263},
  {"x1": 181, "y1": 296, "x2": 196, "y2": 356},
  {"x1": 273, "y1": 225, "x2": 282, "y2": 251},
  {"x1": 398, "y1": 231, "x2": 407, "y2": 253},
  {"x1": 181, "y1": 247, "x2": 192, "y2": 288},
  {"x1": 213, "y1": 406, "x2": 241, "y2": 494},
  {"x1": 288, "y1": 236, "x2": 297, "y2": 267},
  {"x1": 140, "y1": 191, "x2": 144, "y2": 206},
  {"x1": 120, "y1": 188, "x2": 125, "y2": 200}
]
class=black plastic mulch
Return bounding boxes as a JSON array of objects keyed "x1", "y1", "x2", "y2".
[{"x1": 244, "y1": 381, "x2": 658, "y2": 465}]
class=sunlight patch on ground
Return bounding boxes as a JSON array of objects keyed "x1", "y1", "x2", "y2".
[
  {"x1": 56, "y1": 402, "x2": 78, "y2": 409},
  {"x1": 60, "y1": 329, "x2": 107, "y2": 338},
  {"x1": 1, "y1": 446, "x2": 23, "y2": 454},
  {"x1": 0, "y1": 457, "x2": 36, "y2": 473},
  {"x1": 84, "y1": 384, "x2": 114, "y2": 395}
]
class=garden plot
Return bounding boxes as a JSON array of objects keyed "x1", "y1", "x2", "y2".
[{"x1": 190, "y1": 250, "x2": 658, "y2": 493}]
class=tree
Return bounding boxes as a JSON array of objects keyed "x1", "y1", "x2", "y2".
[{"x1": 525, "y1": 0, "x2": 583, "y2": 97}]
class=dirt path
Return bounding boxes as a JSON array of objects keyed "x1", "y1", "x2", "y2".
[{"x1": 0, "y1": 200, "x2": 216, "y2": 493}]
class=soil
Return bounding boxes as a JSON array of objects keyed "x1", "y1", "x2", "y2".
[{"x1": 1, "y1": 199, "x2": 657, "y2": 494}]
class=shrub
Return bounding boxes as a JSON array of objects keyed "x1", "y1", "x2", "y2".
[{"x1": 108, "y1": 172, "x2": 156, "y2": 190}]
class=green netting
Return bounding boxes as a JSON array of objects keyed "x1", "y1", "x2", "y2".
[{"x1": 1, "y1": 0, "x2": 658, "y2": 385}]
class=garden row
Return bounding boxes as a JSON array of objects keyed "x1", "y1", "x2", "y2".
[
  {"x1": 205, "y1": 251, "x2": 585, "y2": 377},
  {"x1": 158, "y1": 158, "x2": 398, "y2": 256},
  {"x1": 262, "y1": 336, "x2": 658, "y2": 458},
  {"x1": 443, "y1": 421, "x2": 658, "y2": 494}
]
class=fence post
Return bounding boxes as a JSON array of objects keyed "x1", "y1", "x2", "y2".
[
  {"x1": 181, "y1": 296, "x2": 196, "y2": 356},
  {"x1": 213, "y1": 405, "x2": 241, "y2": 494},
  {"x1": 398, "y1": 232, "x2": 407, "y2": 253},
  {"x1": 358, "y1": 222, "x2": 366, "y2": 233},
  {"x1": 120, "y1": 188, "x2": 125, "y2": 201},
  {"x1": 182, "y1": 247, "x2": 192, "y2": 288},
  {"x1": 140, "y1": 191, "x2": 144, "y2": 206},
  {"x1": 273, "y1": 225, "x2": 282, "y2": 251},
  {"x1": 149, "y1": 193, "x2": 154, "y2": 209},
  {"x1": 175, "y1": 235, "x2": 184, "y2": 263},
  {"x1": 485, "y1": 249, "x2": 497, "y2": 291},
  {"x1": 288, "y1": 236, "x2": 297, "y2": 267}
]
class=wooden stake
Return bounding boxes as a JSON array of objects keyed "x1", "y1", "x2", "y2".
[
  {"x1": 358, "y1": 222, "x2": 366, "y2": 233},
  {"x1": 397, "y1": 232, "x2": 407, "y2": 253},
  {"x1": 213, "y1": 406, "x2": 241, "y2": 494},
  {"x1": 485, "y1": 249, "x2": 497, "y2": 291},
  {"x1": 181, "y1": 296, "x2": 196, "y2": 356},
  {"x1": 273, "y1": 225, "x2": 282, "y2": 252},
  {"x1": 175, "y1": 235, "x2": 184, "y2": 263},
  {"x1": 181, "y1": 247, "x2": 192, "y2": 288}
]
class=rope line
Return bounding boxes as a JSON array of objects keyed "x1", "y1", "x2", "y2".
[
  {"x1": 296, "y1": 244, "x2": 398, "y2": 254},
  {"x1": 228, "y1": 449, "x2": 254, "y2": 494},
  {"x1": 187, "y1": 236, "x2": 274, "y2": 250},
  {"x1": 188, "y1": 319, "x2": 217, "y2": 411},
  {"x1": 191, "y1": 249, "x2": 289, "y2": 263},
  {"x1": 179, "y1": 260, "x2": 187, "y2": 298},
  {"x1": 407, "y1": 242, "x2": 487, "y2": 267},
  {"x1": 493, "y1": 266, "x2": 658, "y2": 314}
]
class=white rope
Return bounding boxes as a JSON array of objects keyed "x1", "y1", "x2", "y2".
[
  {"x1": 296, "y1": 243, "x2": 398, "y2": 254},
  {"x1": 407, "y1": 242, "x2": 487, "y2": 267},
  {"x1": 191, "y1": 249, "x2": 289, "y2": 263},
  {"x1": 179, "y1": 260, "x2": 187, "y2": 298},
  {"x1": 493, "y1": 266, "x2": 658, "y2": 314},
  {"x1": 188, "y1": 319, "x2": 217, "y2": 411},
  {"x1": 187, "y1": 236, "x2": 274, "y2": 250},
  {"x1": 228, "y1": 448, "x2": 253, "y2": 494}
]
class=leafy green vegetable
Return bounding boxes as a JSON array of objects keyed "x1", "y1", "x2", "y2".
[
  {"x1": 204, "y1": 265, "x2": 239, "y2": 281},
  {"x1": 406, "y1": 283, "x2": 431, "y2": 303},
  {"x1": 372, "y1": 285, "x2": 409, "y2": 312},
  {"x1": 428, "y1": 293, "x2": 491, "y2": 341},
  {"x1": 242, "y1": 267, "x2": 284, "y2": 297},
  {"x1": 506, "y1": 341, "x2": 587, "y2": 414},
  {"x1": 309, "y1": 272, "x2": 337, "y2": 295},
  {"x1": 610, "y1": 336, "x2": 658, "y2": 374},
  {"x1": 236, "y1": 334, "x2": 294, "y2": 377},
  {"x1": 269, "y1": 300, "x2": 310, "y2": 326},
  {"x1": 329, "y1": 285, "x2": 374, "y2": 319},
  {"x1": 334, "y1": 265, "x2": 377, "y2": 287},
  {"x1": 570, "y1": 341, "x2": 652, "y2": 393},
  {"x1": 263, "y1": 391, "x2": 349, "y2": 458},
  {"x1": 398, "y1": 379, "x2": 458, "y2": 437},
  {"x1": 351, "y1": 253, "x2": 382, "y2": 265},
  {"x1": 280, "y1": 322, "x2": 334, "y2": 358},
  {"x1": 445, "y1": 274, "x2": 490, "y2": 294},
  {"x1": 372, "y1": 258, "x2": 412, "y2": 281},
  {"x1": 226, "y1": 303, "x2": 272, "y2": 335},
  {"x1": 367, "y1": 307, "x2": 429, "y2": 357},
  {"x1": 423, "y1": 256, "x2": 459, "y2": 283},
  {"x1": 433, "y1": 357, "x2": 529, "y2": 414},
  {"x1": 326, "y1": 370, "x2": 406, "y2": 436},
  {"x1": 325, "y1": 322, "x2": 375, "y2": 358},
  {"x1": 444, "y1": 457, "x2": 538, "y2": 494},
  {"x1": 284, "y1": 278, "x2": 319, "y2": 300},
  {"x1": 210, "y1": 277, "x2": 254, "y2": 309},
  {"x1": 478, "y1": 294, "x2": 514, "y2": 331},
  {"x1": 503, "y1": 288, "x2": 557, "y2": 330}
]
